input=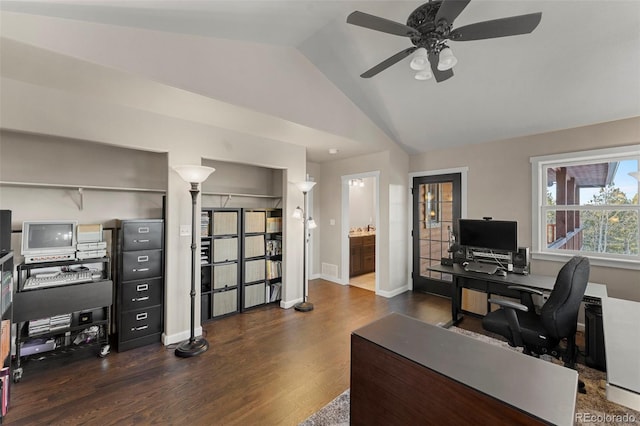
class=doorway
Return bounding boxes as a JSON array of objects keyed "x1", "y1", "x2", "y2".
[
  {"x1": 412, "y1": 172, "x2": 462, "y2": 297},
  {"x1": 342, "y1": 172, "x2": 379, "y2": 293}
]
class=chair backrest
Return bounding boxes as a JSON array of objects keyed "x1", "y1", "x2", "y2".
[{"x1": 540, "y1": 256, "x2": 590, "y2": 340}]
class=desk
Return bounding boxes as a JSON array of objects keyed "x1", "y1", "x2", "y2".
[
  {"x1": 428, "y1": 264, "x2": 607, "y2": 326},
  {"x1": 351, "y1": 313, "x2": 578, "y2": 425},
  {"x1": 602, "y1": 297, "x2": 640, "y2": 411}
]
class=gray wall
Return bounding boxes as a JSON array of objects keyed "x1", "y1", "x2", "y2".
[
  {"x1": 0, "y1": 130, "x2": 167, "y2": 231},
  {"x1": 410, "y1": 116, "x2": 640, "y2": 302}
]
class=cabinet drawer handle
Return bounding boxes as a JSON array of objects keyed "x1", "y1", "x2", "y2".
[
  {"x1": 132, "y1": 296, "x2": 150, "y2": 302},
  {"x1": 134, "y1": 239, "x2": 150, "y2": 243},
  {"x1": 137, "y1": 256, "x2": 149, "y2": 262},
  {"x1": 131, "y1": 325, "x2": 148, "y2": 331},
  {"x1": 136, "y1": 284, "x2": 149, "y2": 292},
  {"x1": 133, "y1": 268, "x2": 149, "y2": 272},
  {"x1": 138, "y1": 227, "x2": 150, "y2": 233},
  {"x1": 136, "y1": 312, "x2": 148, "y2": 321}
]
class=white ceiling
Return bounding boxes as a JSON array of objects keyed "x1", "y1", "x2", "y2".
[{"x1": 1, "y1": 0, "x2": 639, "y2": 163}]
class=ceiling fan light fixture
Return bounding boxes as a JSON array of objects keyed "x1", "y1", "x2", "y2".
[
  {"x1": 414, "y1": 69, "x2": 433, "y2": 80},
  {"x1": 409, "y1": 47, "x2": 429, "y2": 70},
  {"x1": 437, "y1": 47, "x2": 458, "y2": 71}
]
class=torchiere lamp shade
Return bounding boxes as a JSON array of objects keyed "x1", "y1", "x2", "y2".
[{"x1": 173, "y1": 165, "x2": 216, "y2": 184}]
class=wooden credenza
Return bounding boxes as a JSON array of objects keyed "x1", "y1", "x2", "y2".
[
  {"x1": 349, "y1": 234, "x2": 375, "y2": 277},
  {"x1": 351, "y1": 313, "x2": 578, "y2": 425}
]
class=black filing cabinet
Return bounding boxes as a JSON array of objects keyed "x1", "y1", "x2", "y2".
[{"x1": 115, "y1": 219, "x2": 164, "y2": 351}]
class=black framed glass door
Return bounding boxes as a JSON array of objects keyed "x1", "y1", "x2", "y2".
[{"x1": 412, "y1": 173, "x2": 461, "y2": 297}]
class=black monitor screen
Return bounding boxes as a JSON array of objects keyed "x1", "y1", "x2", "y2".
[{"x1": 458, "y1": 219, "x2": 517, "y2": 252}]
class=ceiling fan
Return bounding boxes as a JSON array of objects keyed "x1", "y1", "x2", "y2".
[{"x1": 346, "y1": 0, "x2": 542, "y2": 82}]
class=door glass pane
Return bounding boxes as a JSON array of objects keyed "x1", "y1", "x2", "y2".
[{"x1": 418, "y1": 182, "x2": 454, "y2": 282}]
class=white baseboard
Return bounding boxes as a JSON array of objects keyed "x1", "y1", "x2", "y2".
[
  {"x1": 281, "y1": 298, "x2": 302, "y2": 309},
  {"x1": 319, "y1": 274, "x2": 348, "y2": 285},
  {"x1": 162, "y1": 326, "x2": 204, "y2": 346},
  {"x1": 377, "y1": 285, "x2": 410, "y2": 298}
]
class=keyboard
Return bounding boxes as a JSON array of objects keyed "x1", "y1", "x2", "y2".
[
  {"x1": 464, "y1": 262, "x2": 499, "y2": 275},
  {"x1": 23, "y1": 270, "x2": 94, "y2": 290}
]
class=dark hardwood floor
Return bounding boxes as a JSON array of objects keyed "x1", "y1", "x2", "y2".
[{"x1": 4, "y1": 279, "x2": 454, "y2": 425}]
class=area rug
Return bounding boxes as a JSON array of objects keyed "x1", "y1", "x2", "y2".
[{"x1": 300, "y1": 326, "x2": 640, "y2": 426}]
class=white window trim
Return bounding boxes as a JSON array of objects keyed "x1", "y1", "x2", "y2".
[{"x1": 530, "y1": 144, "x2": 640, "y2": 270}]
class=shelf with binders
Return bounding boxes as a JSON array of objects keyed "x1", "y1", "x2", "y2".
[
  {"x1": 241, "y1": 209, "x2": 283, "y2": 310},
  {"x1": 201, "y1": 208, "x2": 241, "y2": 321}
]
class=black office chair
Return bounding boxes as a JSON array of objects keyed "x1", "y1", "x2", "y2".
[{"x1": 482, "y1": 256, "x2": 590, "y2": 387}]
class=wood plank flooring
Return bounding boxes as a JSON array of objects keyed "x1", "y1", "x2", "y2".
[{"x1": 4, "y1": 279, "x2": 452, "y2": 426}]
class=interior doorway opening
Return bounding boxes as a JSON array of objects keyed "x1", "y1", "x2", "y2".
[{"x1": 342, "y1": 172, "x2": 379, "y2": 293}]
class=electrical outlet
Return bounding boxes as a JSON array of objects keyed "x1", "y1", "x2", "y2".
[{"x1": 180, "y1": 225, "x2": 191, "y2": 236}]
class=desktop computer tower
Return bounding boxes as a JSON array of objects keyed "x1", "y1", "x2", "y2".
[
  {"x1": 0, "y1": 210, "x2": 11, "y2": 254},
  {"x1": 584, "y1": 304, "x2": 606, "y2": 371}
]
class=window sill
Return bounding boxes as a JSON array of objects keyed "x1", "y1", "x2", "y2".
[{"x1": 532, "y1": 252, "x2": 640, "y2": 270}]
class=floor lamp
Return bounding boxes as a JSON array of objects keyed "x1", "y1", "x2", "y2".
[
  {"x1": 173, "y1": 164, "x2": 216, "y2": 358},
  {"x1": 294, "y1": 180, "x2": 317, "y2": 312}
]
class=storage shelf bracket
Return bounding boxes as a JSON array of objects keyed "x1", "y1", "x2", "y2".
[
  {"x1": 77, "y1": 187, "x2": 84, "y2": 211},
  {"x1": 222, "y1": 194, "x2": 232, "y2": 208}
]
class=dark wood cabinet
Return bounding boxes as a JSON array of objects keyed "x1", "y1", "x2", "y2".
[{"x1": 349, "y1": 235, "x2": 375, "y2": 277}]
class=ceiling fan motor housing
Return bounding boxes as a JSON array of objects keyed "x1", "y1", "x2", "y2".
[{"x1": 407, "y1": 1, "x2": 450, "y2": 53}]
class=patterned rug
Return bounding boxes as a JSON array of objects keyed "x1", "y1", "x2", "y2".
[{"x1": 300, "y1": 326, "x2": 640, "y2": 426}]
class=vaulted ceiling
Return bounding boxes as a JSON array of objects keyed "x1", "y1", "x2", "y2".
[{"x1": 1, "y1": 1, "x2": 639, "y2": 163}]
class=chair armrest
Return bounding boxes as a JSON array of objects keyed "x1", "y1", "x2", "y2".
[
  {"x1": 488, "y1": 298, "x2": 529, "y2": 312},
  {"x1": 507, "y1": 285, "x2": 544, "y2": 296}
]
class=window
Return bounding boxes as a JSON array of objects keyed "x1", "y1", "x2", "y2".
[{"x1": 531, "y1": 145, "x2": 640, "y2": 268}]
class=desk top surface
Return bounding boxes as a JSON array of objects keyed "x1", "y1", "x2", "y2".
[
  {"x1": 602, "y1": 297, "x2": 640, "y2": 394},
  {"x1": 429, "y1": 263, "x2": 608, "y2": 300},
  {"x1": 353, "y1": 313, "x2": 578, "y2": 425}
]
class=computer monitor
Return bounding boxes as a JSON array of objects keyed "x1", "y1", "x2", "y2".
[
  {"x1": 21, "y1": 220, "x2": 77, "y2": 257},
  {"x1": 458, "y1": 219, "x2": 517, "y2": 252}
]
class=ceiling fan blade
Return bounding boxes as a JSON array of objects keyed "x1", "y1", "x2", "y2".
[
  {"x1": 361, "y1": 47, "x2": 418, "y2": 78},
  {"x1": 347, "y1": 11, "x2": 419, "y2": 37},
  {"x1": 450, "y1": 12, "x2": 542, "y2": 41},
  {"x1": 435, "y1": 0, "x2": 471, "y2": 25},
  {"x1": 428, "y1": 52, "x2": 454, "y2": 83}
]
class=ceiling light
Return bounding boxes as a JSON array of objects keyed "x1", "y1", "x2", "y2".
[
  {"x1": 415, "y1": 70, "x2": 432, "y2": 80},
  {"x1": 329, "y1": 148, "x2": 339, "y2": 155},
  {"x1": 410, "y1": 48, "x2": 429, "y2": 71},
  {"x1": 437, "y1": 47, "x2": 458, "y2": 71}
]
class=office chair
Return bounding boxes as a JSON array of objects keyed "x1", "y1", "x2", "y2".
[{"x1": 482, "y1": 256, "x2": 590, "y2": 389}]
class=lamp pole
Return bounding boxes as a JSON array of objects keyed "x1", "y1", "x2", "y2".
[
  {"x1": 173, "y1": 165, "x2": 215, "y2": 358},
  {"x1": 294, "y1": 180, "x2": 316, "y2": 312}
]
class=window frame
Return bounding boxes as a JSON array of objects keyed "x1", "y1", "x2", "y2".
[{"x1": 530, "y1": 144, "x2": 640, "y2": 270}]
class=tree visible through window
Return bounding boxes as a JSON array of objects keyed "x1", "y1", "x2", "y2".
[{"x1": 533, "y1": 146, "x2": 640, "y2": 266}]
